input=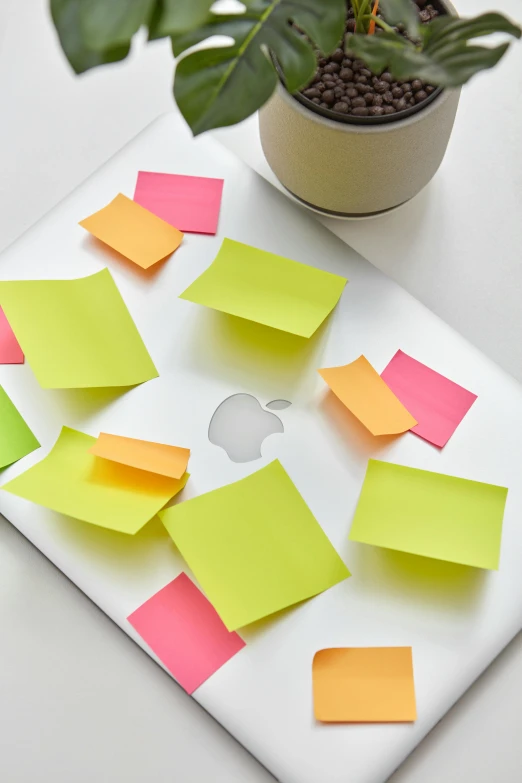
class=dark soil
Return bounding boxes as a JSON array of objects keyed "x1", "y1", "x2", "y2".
[{"x1": 299, "y1": 1, "x2": 442, "y2": 120}]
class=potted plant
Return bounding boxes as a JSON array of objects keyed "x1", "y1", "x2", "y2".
[{"x1": 51, "y1": 0, "x2": 520, "y2": 216}]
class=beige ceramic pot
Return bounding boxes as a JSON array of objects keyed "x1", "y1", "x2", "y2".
[{"x1": 259, "y1": 2, "x2": 460, "y2": 217}]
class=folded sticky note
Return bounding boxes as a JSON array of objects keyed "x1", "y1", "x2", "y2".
[
  {"x1": 313, "y1": 647, "x2": 417, "y2": 723},
  {"x1": 160, "y1": 460, "x2": 349, "y2": 630},
  {"x1": 79, "y1": 193, "x2": 184, "y2": 269},
  {"x1": 128, "y1": 573, "x2": 245, "y2": 694},
  {"x1": 0, "y1": 387, "x2": 39, "y2": 467},
  {"x1": 0, "y1": 269, "x2": 158, "y2": 389},
  {"x1": 180, "y1": 238, "x2": 347, "y2": 338},
  {"x1": 0, "y1": 306, "x2": 23, "y2": 364},
  {"x1": 318, "y1": 355, "x2": 417, "y2": 436},
  {"x1": 349, "y1": 459, "x2": 507, "y2": 569},
  {"x1": 381, "y1": 350, "x2": 477, "y2": 447},
  {"x1": 89, "y1": 432, "x2": 190, "y2": 479},
  {"x1": 134, "y1": 171, "x2": 224, "y2": 235},
  {"x1": 2, "y1": 426, "x2": 188, "y2": 534}
]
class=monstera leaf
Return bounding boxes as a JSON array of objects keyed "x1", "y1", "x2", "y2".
[
  {"x1": 78, "y1": 0, "x2": 155, "y2": 50},
  {"x1": 151, "y1": 0, "x2": 216, "y2": 35},
  {"x1": 379, "y1": 0, "x2": 419, "y2": 38},
  {"x1": 347, "y1": 12, "x2": 521, "y2": 87},
  {"x1": 172, "y1": 0, "x2": 346, "y2": 135},
  {"x1": 50, "y1": 0, "x2": 132, "y2": 74}
]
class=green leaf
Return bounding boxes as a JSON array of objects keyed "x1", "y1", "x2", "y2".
[
  {"x1": 379, "y1": 0, "x2": 419, "y2": 38},
  {"x1": 173, "y1": 0, "x2": 346, "y2": 136},
  {"x1": 282, "y1": 0, "x2": 346, "y2": 54},
  {"x1": 422, "y1": 12, "x2": 521, "y2": 53},
  {"x1": 346, "y1": 10, "x2": 521, "y2": 87},
  {"x1": 50, "y1": 0, "x2": 131, "y2": 74},
  {"x1": 175, "y1": 45, "x2": 278, "y2": 136},
  {"x1": 154, "y1": 0, "x2": 217, "y2": 35},
  {"x1": 79, "y1": 0, "x2": 155, "y2": 51}
]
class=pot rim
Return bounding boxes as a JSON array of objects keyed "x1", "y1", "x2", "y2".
[
  {"x1": 276, "y1": 60, "x2": 444, "y2": 126},
  {"x1": 270, "y1": 77, "x2": 457, "y2": 134},
  {"x1": 292, "y1": 80, "x2": 443, "y2": 127},
  {"x1": 274, "y1": 0, "x2": 456, "y2": 128}
]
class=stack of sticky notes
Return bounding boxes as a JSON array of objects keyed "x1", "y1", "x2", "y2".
[
  {"x1": 2, "y1": 427, "x2": 190, "y2": 534},
  {"x1": 79, "y1": 172, "x2": 225, "y2": 270},
  {"x1": 0, "y1": 158, "x2": 512, "y2": 726},
  {"x1": 319, "y1": 350, "x2": 477, "y2": 447}
]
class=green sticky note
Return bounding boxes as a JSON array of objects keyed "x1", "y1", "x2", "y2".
[
  {"x1": 2, "y1": 426, "x2": 188, "y2": 534},
  {"x1": 0, "y1": 386, "x2": 39, "y2": 467},
  {"x1": 180, "y1": 238, "x2": 347, "y2": 338},
  {"x1": 349, "y1": 459, "x2": 508, "y2": 570},
  {"x1": 0, "y1": 269, "x2": 158, "y2": 389},
  {"x1": 160, "y1": 460, "x2": 350, "y2": 630}
]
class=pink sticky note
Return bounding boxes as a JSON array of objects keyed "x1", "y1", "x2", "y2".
[
  {"x1": 134, "y1": 171, "x2": 224, "y2": 235},
  {"x1": 381, "y1": 350, "x2": 477, "y2": 448},
  {"x1": 127, "y1": 573, "x2": 245, "y2": 694},
  {"x1": 0, "y1": 306, "x2": 23, "y2": 364}
]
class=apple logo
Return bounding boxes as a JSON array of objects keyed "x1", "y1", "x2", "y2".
[{"x1": 208, "y1": 394, "x2": 292, "y2": 463}]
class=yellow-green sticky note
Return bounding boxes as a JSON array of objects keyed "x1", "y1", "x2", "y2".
[
  {"x1": 2, "y1": 426, "x2": 188, "y2": 534},
  {"x1": 159, "y1": 460, "x2": 350, "y2": 630},
  {"x1": 0, "y1": 386, "x2": 39, "y2": 467},
  {"x1": 349, "y1": 459, "x2": 508, "y2": 569},
  {"x1": 179, "y1": 238, "x2": 347, "y2": 338},
  {"x1": 0, "y1": 269, "x2": 158, "y2": 389}
]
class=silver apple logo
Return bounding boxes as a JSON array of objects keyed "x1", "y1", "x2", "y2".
[{"x1": 208, "y1": 394, "x2": 291, "y2": 463}]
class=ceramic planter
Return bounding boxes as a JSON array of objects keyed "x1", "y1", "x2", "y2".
[{"x1": 259, "y1": 2, "x2": 460, "y2": 217}]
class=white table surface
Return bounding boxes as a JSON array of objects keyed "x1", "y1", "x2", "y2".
[{"x1": 1, "y1": 1, "x2": 522, "y2": 782}]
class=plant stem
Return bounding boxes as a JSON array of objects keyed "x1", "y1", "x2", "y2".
[
  {"x1": 369, "y1": 0, "x2": 380, "y2": 35},
  {"x1": 356, "y1": 0, "x2": 372, "y2": 33},
  {"x1": 371, "y1": 14, "x2": 396, "y2": 34}
]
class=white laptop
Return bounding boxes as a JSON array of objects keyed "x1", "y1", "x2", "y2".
[{"x1": 1, "y1": 113, "x2": 522, "y2": 783}]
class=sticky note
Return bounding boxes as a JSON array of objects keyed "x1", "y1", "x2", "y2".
[
  {"x1": 0, "y1": 306, "x2": 23, "y2": 364},
  {"x1": 349, "y1": 459, "x2": 507, "y2": 569},
  {"x1": 381, "y1": 350, "x2": 477, "y2": 447},
  {"x1": 134, "y1": 171, "x2": 224, "y2": 235},
  {"x1": 318, "y1": 355, "x2": 417, "y2": 436},
  {"x1": 79, "y1": 193, "x2": 184, "y2": 269},
  {"x1": 89, "y1": 433, "x2": 190, "y2": 479},
  {"x1": 128, "y1": 573, "x2": 245, "y2": 694},
  {"x1": 0, "y1": 387, "x2": 39, "y2": 467},
  {"x1": 0, "y1": 269, "x2": 158, "y2": 389},
  {"x1": 160, "y1": 460, "x2": 349, "y2": 630},
  {"x1": 180, "y1": 238, "x2": 347, "y2": 338},
  {"x1": 313, "y1": 647, "x2": 417, "y2": 723},
  {"x1": 2, "y1": 426, "x2": 188, "y2": 534}
]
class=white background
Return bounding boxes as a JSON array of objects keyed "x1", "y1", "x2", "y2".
[{"x1": 1, "y1": 1, "x2": 522, "y2": 781}]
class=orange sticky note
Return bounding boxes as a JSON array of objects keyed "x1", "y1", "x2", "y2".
[
  {"x1": 318, "y1": 355, "x2": 417, "y2": 436},
  {"x1": 312, "y1": 647, "x2": 417, "y2": 723},
  {"x1": 89, "y1": 432, "x2": 190, "y2": 479},
  {"x1": 79, "y1": 193, "x2": 184, "y2": 269}
]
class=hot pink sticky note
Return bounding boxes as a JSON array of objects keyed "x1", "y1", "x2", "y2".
[
  {"x1": 134, "y1": 171, "x2": 224, "y2": 235},
  {"x1": 381, "y1": 350, "x2": 477, "y2": 448},
  {"x1": 127, "y1": 573, "x2": 245, "y2": 694},
  {"x1": 0, "y1": 306, "x2": 23, "y2": 364}
]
